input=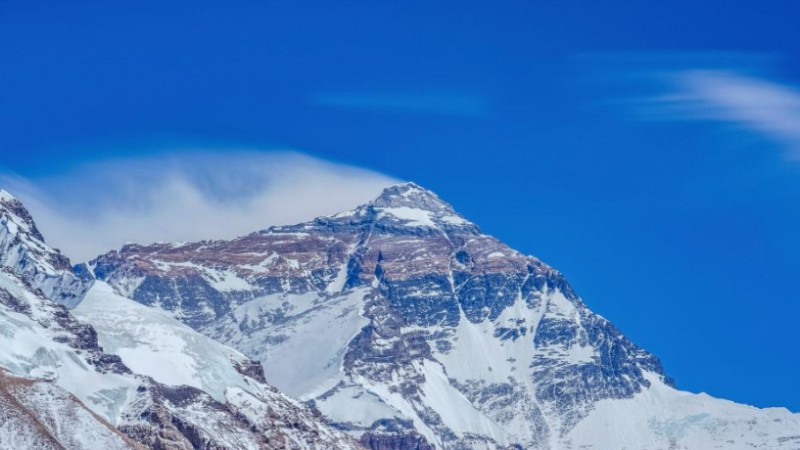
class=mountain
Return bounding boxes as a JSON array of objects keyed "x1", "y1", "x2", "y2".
[
  {"x1": 89, "y1": 182, "x2": 800, "y2": 449},
  {"x1": 0, "y1": 190, "x2": 91, "y2": 307},
  {"x1": 0, "y1": 190, "x2": 360, "y2": 450}
]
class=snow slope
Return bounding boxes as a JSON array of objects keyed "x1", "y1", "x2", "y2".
[
  {"x1": 0, "y1": 269, "x2": 139, "y2": 426},
  {"x1": 566, "y1": 373, "x2": 800, "y2": 450},
  {"x1": 74, "y1": 281, "x2": 258, "y2": 399},
  {"x1": 0, "y1": 369, "x2": 136, "y2": 450},
  {"x1": 74, "y1": 281, "x2": 363, "y2": 450}
]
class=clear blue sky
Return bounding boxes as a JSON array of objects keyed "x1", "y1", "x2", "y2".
[{"x1": 2, "y1": 1, "x2": 800, "y2": 411}]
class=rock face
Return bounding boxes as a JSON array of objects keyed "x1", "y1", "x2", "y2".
[
  {"x1": 0, "y1": 190, "x2": 362, "y2": 450},
  {"x1": 90, "y1": 182, "x2": 800, "y2": 449}
]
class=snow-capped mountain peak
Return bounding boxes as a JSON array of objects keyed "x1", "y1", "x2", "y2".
[
  {"x1": 364, "y1": 182, "x2": 476, "y2": 230},
  {"x1": 306, "y1": 181, "x2": 479, "y2": 236},
  {"x1": 88, "y1": 182, "x2": 800, "y2": 449},
  {"x1": 0, "y1": 190, "x2": 90, "y2": 307},
  {"x1": 371, "y1": 182, "x2": 454, "y2": 213},
  {"x1": 0, "y1": 189, "x2": 47, "y2": 244}
]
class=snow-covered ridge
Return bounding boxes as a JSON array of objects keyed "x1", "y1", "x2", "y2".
[{"x1": 0, "y1": 189, "x2": 363, "y2": 450}]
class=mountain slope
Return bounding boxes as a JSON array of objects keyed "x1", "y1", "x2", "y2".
[
  {"x1": 90, "y1": 182, "x2": 800, "y2": 449},
  {"x1": 73, "y1": 281, "x2": 361, "y2": 450},
  {"x1": 0, "y1": 190, "x2": 361, "y2": 450},
  {"x1": 0, "y1": 369, "x2": 138, "y2": 450}
]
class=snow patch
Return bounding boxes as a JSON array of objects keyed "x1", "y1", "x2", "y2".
[
  {"x1": 377, "y1": 207, "x2": 436, "y2": 227},
  {"x1": 206, "y1": 270, "x2": 253, "y2": 292}
]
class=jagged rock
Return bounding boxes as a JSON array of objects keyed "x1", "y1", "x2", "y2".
[
  {"x1": 0, "y1": 190, "x2": 92, "y2": 307},
  {"x1": 360, "y1": 431, "x2": 434, "y2": 450}
]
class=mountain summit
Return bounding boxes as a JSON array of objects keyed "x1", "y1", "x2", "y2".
[
  {"x1": 369, "y1": 182, "x2": 467, "y2": 219},
  {"x1": 88, "y1": 182, "x2": 800, "y2": 449},
  {"x1": 365, "y1": 182, "x2": 477, "y2": 231},
  {"x1": 280, "y1": 181, "x2": 479, "y2": 236},
  {"x1": 372, "y1": 182, "x2": 452, "y2": 210}
]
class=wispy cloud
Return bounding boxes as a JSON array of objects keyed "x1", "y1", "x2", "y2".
[
  {"x1": 582, "y1": 52, "x2": 800, "y2": 160},
  {"x1": 0, "y1": 150, "x2": 398, "y2": 262},
  {"x1": 651, "y1": 70, "x2": 800, "y2": 158},
  {"x1": 310, "y1": 91, "x2": 489, "y2": 117}
]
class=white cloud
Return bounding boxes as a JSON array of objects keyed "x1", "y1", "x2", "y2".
[
  {"x1": 580, "y1": 51, "x2": 800, "y2": 159},
  {"x1": 1, "y1": 150, "x2": 398, "y2": 262},
  {"x1": 651, "y1": 70, "x2": 800, "y2": 158}
]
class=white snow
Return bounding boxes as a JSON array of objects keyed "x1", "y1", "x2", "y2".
[
  {"x1": 566, "y1": 372, "x2": 800, "y2": 449},
  {"x1": 347, "y1": 359, "x2": 511, "y2": 449},
  {"x1": 439, "y1": 214, "x2": 470, "y2": 225},
  {"x1": 0, "y1": 273, "x2": 140, "y2": 426},
  {"x1": 330, "y1": 209, "x2": 358, "y2": 219},
  {"x1": 73, "y1": 282, "x2": 256, "y2": 402},
  {"x1": 433, "y1": 317, "x2": 514, "y2": 385},
  {"x1": 206, "y1": 270, "x2": 254, "y2": 292},
  {"x1": 377, "y1": 207, "x2": 436, "y2": 227},
  {"x1": 0, "y1": 190, "x2": 16, "y2": 203},
  {"x1": 314, "y1": 383, "x2": 404, "y2": 428},
  {"x1": 148, "y1": 260, "x2": 254, "y2": 292},
  {"x1": 416, "y1": 359, "x2": 511, "y2": 442},
  {"x1": 325, "y1": 245, "x2": 355, "y2": 294},
  {"x1": 248, "y1": 289, "x2": 371, "y2": 399},
  {"x1": 0, "y1": 371, "x2": 131, "y2": 450},
  {"x1": 376, "y1": 205, "x2": 471, "y2": 228},
  {"x1": 564, "y1": 343, "x2": 597, "y2": 364},
  {"x1": 240, "y1": 253, "x2": 279, "y2": 271}
]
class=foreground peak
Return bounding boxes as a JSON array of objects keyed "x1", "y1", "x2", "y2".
[
  {"x1": 0, "y1": 189, "x2": 45, "y2": 243},
  {"x1": 0, "y1": 189, "x2": 90, "y2": 307}
]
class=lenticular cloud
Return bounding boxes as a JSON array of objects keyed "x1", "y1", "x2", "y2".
[{"x1": 0, "y1": 149, "x2": 397, "y2": 262}]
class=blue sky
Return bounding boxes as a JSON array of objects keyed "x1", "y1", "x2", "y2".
[{"x1": 2, "y1": 1, "x2": 800, "y2": 411}]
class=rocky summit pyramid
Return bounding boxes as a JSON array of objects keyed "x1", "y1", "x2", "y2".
[{"x1": 87, "y1": 182, "x2": 800, "y2": 450}]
